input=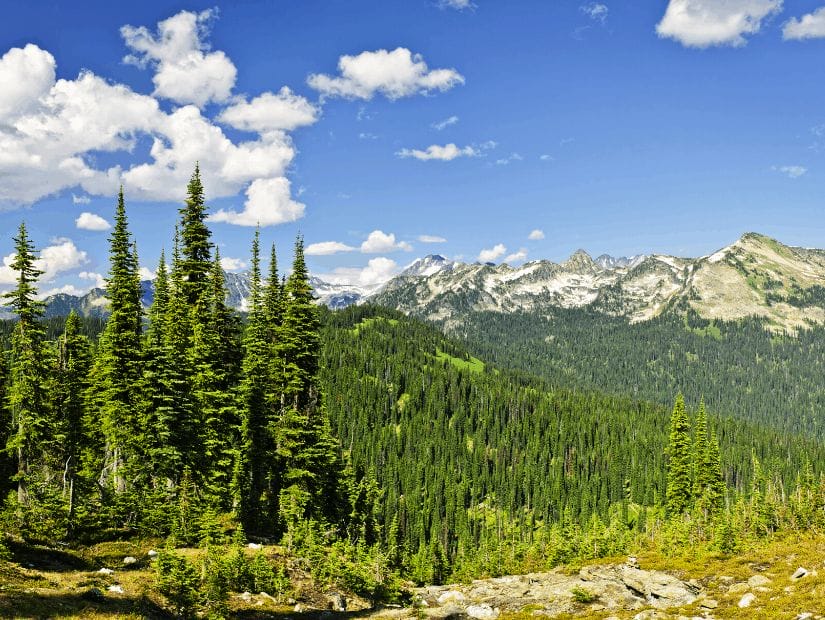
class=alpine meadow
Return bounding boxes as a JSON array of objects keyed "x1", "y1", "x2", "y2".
[{"x1": 3, "y1": 2, "x2": 825, "y2": 619}]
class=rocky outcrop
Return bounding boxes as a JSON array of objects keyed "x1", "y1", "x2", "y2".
[{"x1": 409, "y1": 562, "x2": 702, "y2": 619}]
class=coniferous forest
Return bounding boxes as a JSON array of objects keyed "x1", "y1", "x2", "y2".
[{"x1": 3, "y1": 169, "x2": 825, "y2": 616}]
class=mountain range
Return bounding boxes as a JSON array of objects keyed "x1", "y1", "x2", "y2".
[{"x1": 11, "y1": 232, "x2": 825, "y2": 332}]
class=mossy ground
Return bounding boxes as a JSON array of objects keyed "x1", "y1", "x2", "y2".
[{"x1": 1, "y1": 533, "x2": 824, "y2": 618}]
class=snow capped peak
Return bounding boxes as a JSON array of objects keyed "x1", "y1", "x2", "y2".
[
  {"x1": 595, "y1": 254, "x2": 647, "y2": 270},
  {"x1": 562, "y1": 249, "x2": 598, "y2": 273},
  {"x1": 400, "y1": 254, "x2": 455, "y2": 278}
]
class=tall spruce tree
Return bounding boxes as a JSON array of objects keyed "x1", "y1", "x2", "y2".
[
  {"x1": 52, "y1": 311, "x2": 91, "y2": 527},
  {"x1": 693, "y1": 398, "x2": 710, "y2": 497},
  {"x1": 88, "y1": 188, "x2": 143, "y2": 496},
  {"x1": 665, "y1": 393, "x2": 692, "y2": 517},
  {"x1": 275, "y1": 237, "x2": 343, "y2": 531},
  {"x1": 234, "y1": 229, "x2": 273, "y2": 535},
  {"x1": 178, "y1": 164, "x2": 213, "y2": 307},
  {"x1": 3, "y1": 222, "x2": 47, "y2": 508}
]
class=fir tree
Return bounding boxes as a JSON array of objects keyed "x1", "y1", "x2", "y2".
[
  {"x1": 88, "y1": 188, "x2": 143, "y2": 496},
  {"x1": 52, "y1": 311, "x2": 91, "y2": 527},
  {"x1": 234, "y1": 229, "x2": 273, "y2": 535},
  {"x1": 3, "y1": 222, "x2": 47, "y2": 508},
  {"x1": 665, "y1": 393, "x2": 692, "y2": 517},
  {"x1": 178, "y1": 164, "x2": 213, "y2": 307}
]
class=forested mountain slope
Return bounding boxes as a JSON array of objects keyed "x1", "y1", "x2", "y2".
[
  {"x1": 439, "y1": 307, "x2": 825, "y2": 440},
  {"x1": 317, "y1": 305, "x2": 825, "y2": 574}
]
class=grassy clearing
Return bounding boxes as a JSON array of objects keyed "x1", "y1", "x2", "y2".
[
  {"x1": 350, "y1": 317, "x2": 399, "y2": 335},
  {"x1": 435, "y1": 349, "x2": 484, "y2": 373}
]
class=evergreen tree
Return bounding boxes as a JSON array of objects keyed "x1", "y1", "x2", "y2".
[
  {"x1": 234, "y1": 229, "x2": 272, "y2": 535},
  {"x1": 275, "y1": 237, "x2": 343, "y2": 531},
  {"x1": 139, "y1": 251, "x2": 178, "y2": 487},
  {"x1": 3, "y1": 222, "x2": 47, "y2": 508},
  {"x1": 88, "y1": 188, "x2": 143, "y2": 496},
  {"x1": 178, "y1": 164, "x2": 213, "y2": 307},
  {"x1": 51, "y1": 311, "x2": 91, "y2": 527},
  {"x1": 665, "y1": 393, "x2": 692, "y2": 517}
]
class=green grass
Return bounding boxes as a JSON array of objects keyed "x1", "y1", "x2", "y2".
[
  {"x1": 349, "y1": 316, "x2": 399, "y2": 335},
  {"x1": 435, "y1": 349, "x2": 484, "y2": 373}
]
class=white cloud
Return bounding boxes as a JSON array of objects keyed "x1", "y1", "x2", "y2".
[
  {"x1": 495, "y1": 152, "x2": 523, "y2": 165},
  {"x1": 209, "y1": 177, "x2": 305, "y2": 227},
  {"x1": 783, "y1": 7, "x2": 825, "y2": 39},
  {"x1": 121, "y1": 9, "x2": 237, "y2": 107},
  {"x1": 0, "y1": 237, "x2": 88, "y2": 285},
  {"x1": 0, "y1": 15, "x2": 306, "y2": 223},
  {"x1": 220, "y1": 256, "x2": 248, "y2": 271},
  {"x1": 361, "y1": 230, "x2": 413, "y2": 253},
  {"x1": 397, "y1": 143, "x2": 479, "y2": 161},
  {"x1": 504, "y1": 248, "x2": 528, "y2": 264},
  {"x1": 79, "y1": 270, "x2": 106, "y2": 288},
  {"x1": 323, "y1": 257, "x2": 400, "y2": 288},
  {"x1": 418, "y1": 234, "x2": 447, "y2": 243},
  {"x1": 75, "y1": 212, "x2": 111, "y2": 231},
  {"x1": 307, "y1": 47, "x2": 464, "y2": 100},
  {"x1": 478, "y1": 243, "x2": 506, "y2": 262},
  {"x1": 432, "y1": 115, "x2": 459, "y2": 131},
  {"x1": 217, "y1": 87, "x2": 319, "y2": 132},
  {"x1": 72, "y1": 193, "x2": 91, "y2": 204},
  {"x1": 774, "y1": 165, "x2": 807, "y2": 178},
  {"x1": 306, "y1": 241, "x2": 357, "y2": 256},
  {"x1": 656, "y1": 0, "x2": 783, "y2": 48},
  {"x1": 439, "y1": 0, "x2": 475, "y2": 9},
  {"x1": 139, "y1": 266, "x2": 157, "y2": 281},
  {"x1": 539, "y1": 154, "x2": 554, "y2": 161},
  {"x1": 0, "y1": 44, "x2": 56, "y2": 120},
  {"x1": 528, "y1": 229, "x2": 545, "y2": 240},
  {"x1": 581, "y1": 3, "x2": 609, "y2": 23},
  {"x1": 40, "y1": 284, "x2": 88, "y2": 298},
  {"x1": 359, "y1": 132, "x2": 378, "y2": 140}
]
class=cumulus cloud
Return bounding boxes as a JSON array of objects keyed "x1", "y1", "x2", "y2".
[
  {"x1": 72, "y1": 193, "x2": 91, "y2": 204},
  {"x1": 360, "y1": 230, "x2": 413, "y2": 253},
  {"x1": 418, "y1": 234, "x2": 447, "y2": 243},
  {"x1": 478, "y1": 243, "x2": 506, "y2": 262},
  {"x1": 323, "y1": 257, "x2": 400, "y2": 288},
  {"x1": 139, "y1": 266, "x2": 157, "y2": 281},
  {"x1": 0, "y1": 11, "x2": 310, "y2": 224},
  {"x1": 210, "y1": 177, "x2": 305, "y2": 227},
  {"x1": 432, "y1": 115, "x2": 459, "y2": 131},
  {"x1": 397, "y1": 143, "x2": 479, "y2": 161},
  {"x1": 783, "y1": 7, "x2": 825, "y2": 39},
  {"x1": 75, "y1": 212, "x2": 111, "y2": 231},
  {"x1": 220, "y1": 256, "x2": 248, "y2": 271},
  {"x1": 656, "y1": 0, "x2": 783, "y2": 48},
  {"x1": 218, "y1": 87, "x2": 320, "y2": 132},
  {"x1": 306, "y1": 241, "x2": 357, "y2": 256},
  {"x1": 528, "y1": 229, "x2": 545, "y2": 240},
  {"x1": 307, "y1": 47, "x2": 464, "y2": 100},
  {"x1": 0, "y1": 44, "x2": 56, "y2": 119},
  {"x1": 581, "y1": 3, "x2": 609, "y2": 23},
  {"x1": 774, "y1": 165, "x2": 807, "y2": 178},
  {"x1": 121, "y1": 9, "x2": 237, "y2": 107},
  {"x1": 79, "y1": 270, "x2": 106, "y2": 288},
  {"x1": 0, "y1": 237, "x2": 88, "y2": 285},
  {"x1": 504, "y1": 248, "x2": 528, "y2": 264},
  {"x1": 40, "y1": 284, "x2": 89, "y2": 298}
]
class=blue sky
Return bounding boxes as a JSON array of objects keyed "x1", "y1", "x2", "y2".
[{"x1": 1, "y1": 0, "x2": 825, "y2": 295}]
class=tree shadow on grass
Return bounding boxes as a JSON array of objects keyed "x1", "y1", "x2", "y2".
[
  {"x1": 7, "y1": 539, "x2": 96, "y2": 573},
  {"x1": 0, "y1": 590, "x2": 171, "y2": 618}
]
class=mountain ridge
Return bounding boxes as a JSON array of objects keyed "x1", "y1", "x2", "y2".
[{"x1": 9, "y1": 232, "x2": 825, "y2": 332}]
